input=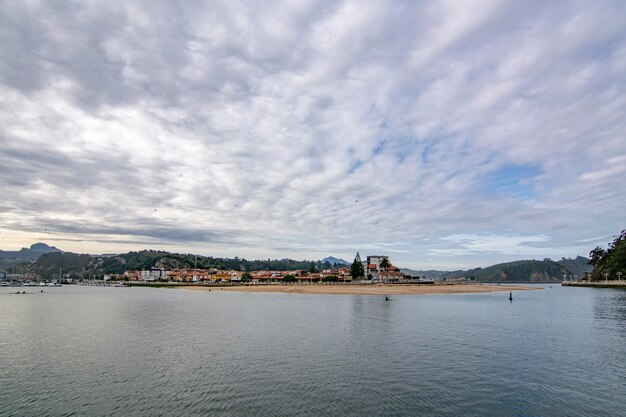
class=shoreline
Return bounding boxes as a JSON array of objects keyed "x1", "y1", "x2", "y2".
[
  {"x1": 181, "y1": 283, "x2": 539, "y2": 296},
  {"x1": 562, "y1": 281, "x2": 626, "y2": 289}
]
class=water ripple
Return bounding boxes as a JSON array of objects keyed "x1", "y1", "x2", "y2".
[{"x1": 1, "y1": 286, "x2": 625, "y2": 416}]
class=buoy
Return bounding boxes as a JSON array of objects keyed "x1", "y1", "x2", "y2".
[{"x1": 509, "y1": 291, "x2": 513, "y2": 301}]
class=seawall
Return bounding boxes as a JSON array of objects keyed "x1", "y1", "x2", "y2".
[{"x1": 562, "y1": 281, "x2": 626, "y2": 289}]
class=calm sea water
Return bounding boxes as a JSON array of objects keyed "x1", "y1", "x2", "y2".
[{"x1": 1, "y1": 284, "x2": 624, "y2": 416}]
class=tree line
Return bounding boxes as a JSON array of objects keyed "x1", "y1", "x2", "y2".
[
  {"x1": 29, "y1": 250, "x2": 345, "y2": 279},
  {"x1": 588, "y1": 230, "x2": 626, "y2": 281}
]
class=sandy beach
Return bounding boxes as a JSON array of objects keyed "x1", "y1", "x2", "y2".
[{"x1": 182, "y1": 283, "x2": 538, "y2": 296}]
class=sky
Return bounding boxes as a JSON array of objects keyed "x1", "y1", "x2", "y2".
[{"x1": 1, "y1": 0, "x2": 625, "y2": 270}]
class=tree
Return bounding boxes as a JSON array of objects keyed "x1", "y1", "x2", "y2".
[
  {"x1": 588, "y1": 247, "x2": 606, "y2": 266},
  {"x1": 588, "y1": 230, "x2": 626, "y2": 281},
  {"x1": 308, "y1": 262, "x2": 317, "y2": 273},
  {"x1": 380, "y1": 257, "x2": 391, "y2": 270},
  {"x1": 283, "y1": 274, "x2": 296, "y2": 283},
  {"x1": 351, "y1": 252, "x2": 364, "y2": 280},
  {"x1": 241, "y1": 272, "x2": 251, "y2": 282}
]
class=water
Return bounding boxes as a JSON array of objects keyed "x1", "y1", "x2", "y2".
[{"x1": 1, "y1": 285, "x2": 624, "y2": 416}]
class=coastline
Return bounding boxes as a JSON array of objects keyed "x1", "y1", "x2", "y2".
[
  {"x1": 562, "y1": 281, "x2": 626, "y2": 289},
  {"x1": 181, "y1": 283, "x2": 539, "y2": 296}
]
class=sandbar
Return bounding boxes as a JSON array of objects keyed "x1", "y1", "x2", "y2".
[{"x1": 182, "y1": 283, "x2": 538, "y2": 296}]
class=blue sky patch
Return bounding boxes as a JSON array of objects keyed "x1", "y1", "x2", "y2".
[
  {"x1": 373, "y1": 140, "x2": 387, "y2": 156},
  {"x1": 484, "y1": 164, "x2": 541, "y2": 199}
]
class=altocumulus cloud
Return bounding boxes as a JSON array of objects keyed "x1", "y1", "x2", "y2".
[{"x1": 0, "y1": 0, "x2": 625, "y2": 268}]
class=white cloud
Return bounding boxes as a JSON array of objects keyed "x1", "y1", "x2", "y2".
[{"x1": 0, "y1": 0, "x2": 625, "y2": 269}]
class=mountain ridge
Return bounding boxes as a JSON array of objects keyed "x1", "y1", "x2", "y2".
[
  {"x1": 0, "y1": 242, "x2": 61, "y2": 269},
  {"x1": 320, "y1": 256, "x2": 350, "y2": 266}
]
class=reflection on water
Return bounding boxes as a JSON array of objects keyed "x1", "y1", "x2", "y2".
[
  {"x1": 595, "y1": 291, "x2": 626, "y2": 324},
  {"x1": 1, "y1": 285, "x2": 625, "y2": 416}
]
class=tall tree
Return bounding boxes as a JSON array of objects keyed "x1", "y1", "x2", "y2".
[
  {"x1": 380, "y1": 257, "x2": 391, "y2": 270},
  {"x1": 589, "y1": 230, "x2": 626, "y2": 281},
  {"x1": 351, "y1": 252, "x2": 364, "y2": 280},
  {"x1": 588, "y1": 247, "x2": 606, "y2": 266}
]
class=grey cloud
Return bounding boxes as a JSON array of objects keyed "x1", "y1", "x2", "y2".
[{"x1": 1, "y1": 0, "x2": 625, "y2": 268}]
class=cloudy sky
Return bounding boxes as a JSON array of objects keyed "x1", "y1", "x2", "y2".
[{"x1": 1, "y1": 0, "x2": 625, "y2": 269}]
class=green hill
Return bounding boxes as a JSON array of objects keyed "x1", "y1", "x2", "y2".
[
  {"x1": 405, "y1": 258, "x2": 590, "y2": 282},
  {"x1": 28, "y1": 249, "x2": 337, "y2": 279},
  {"x1": 32, "y1": 252, "x2": 93, "y2": 279},
  {"x1": 459, "y1": 259, "x2": 570, "y2": 282},
  {"x1": 557, "y1": 256, "x2": 593, "y2": 279}
]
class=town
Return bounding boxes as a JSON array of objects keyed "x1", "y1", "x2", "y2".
[
  {"x1": 118, "y1": 255, "x2": 410, "y2": 285},
  {"x1": 1, "y1": 252, "x2": 446, "y2": 288}
]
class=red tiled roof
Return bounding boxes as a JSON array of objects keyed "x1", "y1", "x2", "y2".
[{"x1": 380, "y1": 271, "x2": 405, "y2": 276}]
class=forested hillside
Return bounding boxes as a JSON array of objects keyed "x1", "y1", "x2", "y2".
[
  {"x1": 461, "y1": 259, "x2": 569, "y2": 282},
  {"x1": 28, "y1": 249, "x2": 336, "y2": 279},
  {"x1": 588, "y1": 230, "x2": 626, "y2": 281}
]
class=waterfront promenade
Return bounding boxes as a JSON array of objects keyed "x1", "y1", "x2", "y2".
[{"x1": 562, "y1": 281, "x2": 626, "y2": 289}]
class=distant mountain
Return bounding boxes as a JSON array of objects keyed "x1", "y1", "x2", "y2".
[
  {"x1": 402, "y1": 257, "x2": 592, "y2": 282},
  {"x1": 321, "y1": 256, "x2": 350, "y2": 266},
  {"x1": 29, "y1": 243, "x2": 61, "y2": 253},
  {"x1": 0, "y1": 243, "x2": 61, "y2": 269},
  {"x1": 400, "y1": 269, "x2": 459, "y2": 280}
]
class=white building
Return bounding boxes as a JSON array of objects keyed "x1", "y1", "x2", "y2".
[
  {"x1": 140, "y1": 268, "x2": 169, "y2": 281},
  {"x1": 363, "y1": 255, "x2": 405, "y2": 282},
  {"x1": 364, "y1": 255, "x2": 389, "y2": 280}
]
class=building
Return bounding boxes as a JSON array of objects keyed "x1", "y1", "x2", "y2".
[
  {"x1": 320, "y1": 267, "x2": 352, "y2": 281},
  {"x1": 364, "y1": 255, "x2": 405, "y2": 282},
  {"x1": 123, "y1": 270, "x2": 141, "y2": 281},
  {"x1": 139, "y1": 268, "x2": 169, "y2": 281},
  {"x1": 119, "y1": 259, "x2": 404, "y2": 285},
  {"x1": 364, "y1": 255, "x2": 388, "y2": 280}
]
